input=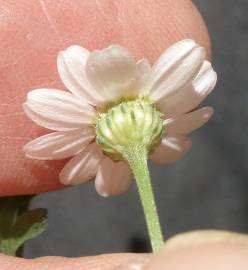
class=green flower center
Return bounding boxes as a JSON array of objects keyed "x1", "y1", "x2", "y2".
[{"x1": 95, "y1": 99, "x2": 164, "y2": 161}]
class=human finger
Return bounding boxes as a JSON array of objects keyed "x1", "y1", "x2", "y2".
[{"x1": 0, "y1": 0, "x2": 210, "y2": 195}]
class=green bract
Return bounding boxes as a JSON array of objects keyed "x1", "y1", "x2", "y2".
[{"x1": 95, "y1": 99, "x2": 164, "y2": 161}]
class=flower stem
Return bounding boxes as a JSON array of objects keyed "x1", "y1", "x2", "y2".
[{"x1": 123, "y1": 145, "x2": 164, "y2": 252}]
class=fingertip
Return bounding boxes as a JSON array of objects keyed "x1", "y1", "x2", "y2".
[
  {"x1": 0, "y1": 0, "x2": 211, "y2": 195},
  {"x1": 143, "y1": 231, "x2": 248, "y2": 270}
]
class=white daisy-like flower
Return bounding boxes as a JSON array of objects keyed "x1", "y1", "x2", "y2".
[{"x1": 23, "y1": 39, "x2": 217, "y2": 197}]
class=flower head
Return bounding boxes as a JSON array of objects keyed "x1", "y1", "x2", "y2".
[{"x1": 23, "y1": 39, "x2": 217, "y2": 196}]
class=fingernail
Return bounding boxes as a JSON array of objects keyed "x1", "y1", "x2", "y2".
[
  {"x1": 163, "y1": 230, "x2": 248, "y2": 252},
  {"x1": 142, "y1": 231, "x2": 248, "y2": 270}
]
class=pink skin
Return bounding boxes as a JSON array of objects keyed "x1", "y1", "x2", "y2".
[
  {"x1": 0, "y1": 0, "x2": 209, "y2": 195},
  {"x1": 144, "y1": 243, "x2": 248, "y2": 270},
  {"x1": 2, "y1": 1, "x2": 247, "y2": 270}
]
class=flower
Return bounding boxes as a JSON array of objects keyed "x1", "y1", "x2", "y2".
[{"x1": 23, "y1": 39, "x2": 217, "y2": 196}]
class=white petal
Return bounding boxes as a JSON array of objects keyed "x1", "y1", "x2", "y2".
[
  {"x1": 136, "y1": 58, "x2": 151, "y2": 93},
  {"x1": 59, "y1": 143, "x2": 103, "y2": 185},
  {"x1": 150, "y1": 135, "x2": 192, "y2": 164},
  {"x1": 164, "y1": 107, "x2": 214, "y2": 135},
  {"x1": 143, "y1": 39, "x2": 205, "y2": 101},
  {"x1": 57, "y1": 45, "x2": 105, "y2": 105},
  {"x1": 24, "y1": 88, "x2": 96, "y2": 131},
  {"x1": 159, "y1": 61, "x2": 217, "y2": 116},
  {"x1": 95, "y1": 157, "x2": 132, "y2": 197},
  {"x1": 23, "y1": 129, "x2": 95, "y2": 160},
  {"x1": 86, "y1": 45, "x2": 138, "y2": 101}
]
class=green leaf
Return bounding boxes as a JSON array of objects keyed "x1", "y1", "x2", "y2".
[{"x1": 0, "y1": 196, "x2": 48, "y2": 256}]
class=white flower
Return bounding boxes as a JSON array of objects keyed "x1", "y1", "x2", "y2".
[{"x1": 23, "y1": 39, "x2": 217, "y2": 196}]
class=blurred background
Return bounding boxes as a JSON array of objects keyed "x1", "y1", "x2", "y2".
[{"x1": 25, "y1": 0, "x2": 248, "y2": 257}]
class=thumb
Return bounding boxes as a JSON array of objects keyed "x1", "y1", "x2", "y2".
[
  {"x1": 142, "y1": 230, "x2": 248, "y2": 270},
  {"x1": 0, "y1": 0, "x2": 210, "y2": 196}
]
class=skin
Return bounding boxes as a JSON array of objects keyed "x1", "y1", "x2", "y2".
[
  {"x1": 1, "y1": 0, "x2": 247, "y2": 269},
  {"x1": 0, "y1": 0, "x2": 210, "y2": 196}
]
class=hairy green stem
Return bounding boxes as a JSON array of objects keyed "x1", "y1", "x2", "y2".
[{"x1": 123, "y1": 145, "x2": 164, "y2": 252}]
